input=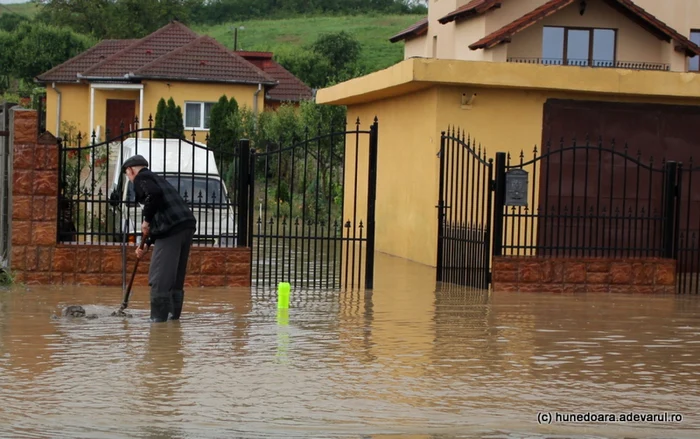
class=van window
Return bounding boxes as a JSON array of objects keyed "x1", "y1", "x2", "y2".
[
  {"x1": 166, "y1": 176, "x2": 228, "y2": 204},
  {"x1": 126, "y1": 176, "x2": 228, "y2": 205}
]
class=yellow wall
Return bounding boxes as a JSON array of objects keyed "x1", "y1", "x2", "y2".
[
  {"x1": 404, "y1": 35, "x2": 427, "y2": 58},
  {"x1": 142, "y1": 80, "x2": 264, "y2": 141},
  {"x1": 47, "y1": 80, "x2": 266, "y2": 143},
  {"x1": 45, "y1": 84, "x2": 89, "y2": 138},
  {"x1": 345, "y1": 88, "x2": 439, "y2": 267},
  {"x1": 454, "y1": 15, "x2": 487, "y2": 61}
]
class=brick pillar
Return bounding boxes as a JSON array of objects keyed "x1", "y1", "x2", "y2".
[{"x1": 10, "y1": 109, "x2": 58, "y2": 284}]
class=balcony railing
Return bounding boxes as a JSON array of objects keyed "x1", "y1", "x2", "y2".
[{"x1": 507, "y1": 57, "x2": 670, "y2": 71}]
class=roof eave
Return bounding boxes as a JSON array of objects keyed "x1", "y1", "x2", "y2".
[
  {"x1": 438, "y1": 1, "x2": 502, "y2": 25},
  {"x1": 129, "y1": 73, "x2": 277, "y2": 86}
]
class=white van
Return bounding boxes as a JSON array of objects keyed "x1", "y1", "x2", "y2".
[{"x1": 107, "y1": 138, "x2": 237, "y2": 246}]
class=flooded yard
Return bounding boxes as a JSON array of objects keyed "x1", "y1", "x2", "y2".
[{"x1": 0, "y1": 254, "x2": 699, "y2": 438}]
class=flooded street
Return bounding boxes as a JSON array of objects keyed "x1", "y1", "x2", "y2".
[{"x1": 1, "y1": 254, "x2": 699, "y2": 438}]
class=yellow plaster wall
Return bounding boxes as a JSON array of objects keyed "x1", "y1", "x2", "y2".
[
  {"x1": 142, "y1": 80, "x2": 264, "y2": 140},
  {"x1": 428, "y1": 0, "x2": 458, "y2": 60},
  {"x1": 404, "y1": 36, "x2": 427, "y2": 59},
  {"x1": 454, "y1": 15, "x2": 487, "y2": 61},
  {"x1": 45, "y1": 84, "x2": 89, "y2": 138},
  {"x1": 344, "y1": 88, "x2": 439, "y2": 267}
]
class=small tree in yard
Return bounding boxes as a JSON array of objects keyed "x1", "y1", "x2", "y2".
[
  {"x1": 153, "y1": 97, "x2": 185, "y2": 139},
  {"x1": 167, "y1": 98, "x2": 185, "y2": 139},
  {"x1": 153, "y1": 98, "x2": 167, "y2": 137},
  {"x1": 207, "y1": 94, "x2": 239, "y2": 154}
]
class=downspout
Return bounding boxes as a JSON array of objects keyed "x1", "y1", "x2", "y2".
[
  {"x1": 52, "y1": 82, "x2": 61, "y2": 136},
  {"x1": 253, "y1": 83, "x2": 262, "y2": 117}
]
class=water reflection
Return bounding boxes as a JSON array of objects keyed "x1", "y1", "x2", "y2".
[{"x1": 0, "y1": 254, "x2": 699, "y2": 438}]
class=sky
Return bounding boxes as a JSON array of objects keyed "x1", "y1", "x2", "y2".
[{"x1": 0, "y1": 0, "x2": 30, "y2": 4}]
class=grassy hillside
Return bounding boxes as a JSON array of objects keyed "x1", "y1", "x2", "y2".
[
  {"x1": 194, "y1": 14, "x2": 422, "y2": 72},
  {"x1": 0, "y1": 2, "x2": 41, "y2": 18}
]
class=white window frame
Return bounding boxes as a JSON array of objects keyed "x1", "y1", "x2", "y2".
[{"x1": 184, "y1": 101, "x2": 215, "y2": 131}]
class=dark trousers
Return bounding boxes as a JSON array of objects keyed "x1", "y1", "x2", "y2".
[{"x1": 148, "y1": 227, "x2": 195, "y2": 322}]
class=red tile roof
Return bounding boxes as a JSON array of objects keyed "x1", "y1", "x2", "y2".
[
  {"x1": 438, "y1": 0, "x2": 502, "y2": 25},
  {"x1": 236, "y1": 51, "x2": 313, "y2": 102},
  {"x1": 389, "y1": 18, "x2": 428, "y2": 43},
  {"x1": 36, "y1": 39, "x2": 135, "y2": 83},
  {"x1": 469, "y1": 0, "x2": 700, "y2": 57},
  {"x1": 79, "y1": 21, "x2": 199, "y2": 79},
  {"x1": 131, "y1": 37, "x2": 276, "y2": 85},
  {"x1": 35, "y1": 20, "x2": 315, "y2": 95}
]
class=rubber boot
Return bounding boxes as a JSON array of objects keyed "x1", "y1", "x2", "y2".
[
  {"x1": 150, "y1": 297, "x2": 171, "y2": 323},
  {"x1": 170, "y1": 290, "x2": 184, "y2": 320}
]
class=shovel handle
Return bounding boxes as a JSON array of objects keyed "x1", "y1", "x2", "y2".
[{"x1": 120, "y1": 237, "x2": 148, "y2": 310}]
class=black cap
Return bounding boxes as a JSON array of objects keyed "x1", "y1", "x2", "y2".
[{"x1": 121, "y1": 155, "x2": 149, "y2": 173}]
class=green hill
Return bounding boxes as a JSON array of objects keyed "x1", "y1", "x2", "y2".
[
  {"x1": 194, "y1": 14, "x2": 422, "y2": 73},
  {"x1": 0, "y1": 2, "x2": 41, "y2": 18}
]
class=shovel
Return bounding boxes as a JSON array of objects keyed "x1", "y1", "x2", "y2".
[{"x1": 112, "y1": 237, "x2": 148, "y2": 316}]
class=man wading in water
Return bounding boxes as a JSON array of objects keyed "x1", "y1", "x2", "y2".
[{"x1": 122, "y1": 155, "x2": 197, "y2": 322}]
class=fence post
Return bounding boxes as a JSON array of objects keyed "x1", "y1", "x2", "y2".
[
  {"x1": 436, "y1": 133, "x2": 446, "y2": 282},
  {"x1": 492, "y1": 152, "x2": 507, "y2": 256},
  {"x1": 662, "y1": 160, "x2": 678, "y2": 259},
  {"x1": 237, "y1": 139, "x2": 250, "y2": 247},
  {"x1": 364, "y1": 118, "x2": 379, "y2": 290}
]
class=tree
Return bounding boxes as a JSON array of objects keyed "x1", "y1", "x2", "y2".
[
  {"x1": 153, "y1": 97, "x2": 184, "y2": 138},
  {"x1": 37, "y1": 0, "x2": 204, "y2": 39},
  {"x1": 274, "y1": 31, "x2": 365, "y2": 89},
  {"x1": 153, "y1": 98, "x2": 167, "y2": 137},
  {"x1": 0, "y1": 14, "x2": 29, "y2": 32},
  {"x1": 207, "y1": 95, "x2": 231, "y2": 152},
  {"x1": 311, "y1": 31, "x2": 362, "y2": 75},
  {"x1": 166, "y1": 97, "x2": 185, "y2": 139},
  {"x1": 5, "y1": 21, "x2": 95, "y2": 84}
]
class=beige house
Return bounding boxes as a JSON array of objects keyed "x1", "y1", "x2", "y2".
[{"x1": 391, "y1": 0, "x2": 700, "y2": 72}]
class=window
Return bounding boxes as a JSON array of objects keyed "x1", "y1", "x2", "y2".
[
  {"x1": 690, "y1": 30, "x2": 700, "y2": 71},
  {"x1": 184, "y1": 102, "x2": 215, "y2": 130},
  {"x1": 542, "y1": 26, "x2": 616, "y2": 67}
]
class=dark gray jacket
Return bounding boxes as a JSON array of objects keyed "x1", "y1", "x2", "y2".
[{"x1": 134, "y1": 168, "x2": 196, "y2": 242}]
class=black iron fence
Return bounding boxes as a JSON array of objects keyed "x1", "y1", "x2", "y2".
[
  {"x1": 506, "y1": 57, "x2": 670, "y2": 71},
  {"x1": 250, "y1": 118, "x2": 378, "y2": 290},
  {"x1": 57, "y1": 117, "x2": 241, "y2": 247},
  {"x1": 437, "y1": 127, "x2": 700, "y2": 294},
  {"x1": 495, "y1": 139, "x2": 673, "y2": 259}
]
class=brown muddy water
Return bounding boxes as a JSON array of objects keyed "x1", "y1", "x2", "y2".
[{"x1": 1, "y1": 254, "x2": 699, "y2": 439}]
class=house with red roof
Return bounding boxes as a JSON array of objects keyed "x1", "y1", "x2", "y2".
[
  {"x1": 316, "y1": 0, "x2": 700, "y2": 269},
  {"x1": 35, "y1": 20, "x2": 313, "y2": 140}
]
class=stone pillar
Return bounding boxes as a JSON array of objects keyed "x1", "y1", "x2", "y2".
[{"x1": 10, "y1": 109, "x2": 58, "y2": 284}]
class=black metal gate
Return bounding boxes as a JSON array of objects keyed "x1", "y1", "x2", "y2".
[
  {"x1": 436, "y1": 128, "x2": 493, "y2": 289},
  {"x1": 435, "y1": 128, "x2": 700, "y2": 294},
  {"x1": 247, "y1": 119, "x2": 378, "y2": 290}
]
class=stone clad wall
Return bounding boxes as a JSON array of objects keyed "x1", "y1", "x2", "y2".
[
  {"x1": 9, "y1": 109, "x2": 251, "y2": 287},
  {"x1": 492, "y1": 256, "x2": 676, "y2": 293}
]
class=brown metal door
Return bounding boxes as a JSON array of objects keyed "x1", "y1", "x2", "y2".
[
  {"x1": 106, "y1": 99, "x2": 136, "y2": 140},
  {"x1": 538, "y1": 99, "x2": 700, "y2": 263}
]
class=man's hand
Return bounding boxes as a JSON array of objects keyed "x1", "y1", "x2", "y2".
[
  {"x1": 141, "y1": 220, "x2": 150, "y2": 237},
  {"x1": 135, "y1": 243, "x2": 150, "y2": 259}
]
